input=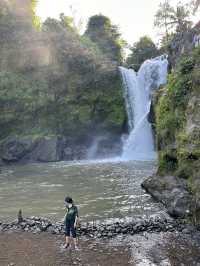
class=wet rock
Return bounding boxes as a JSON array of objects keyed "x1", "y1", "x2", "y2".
[
  {"x1": 0, "y1": 136, "x2": 65, "y2": 163},
  {"x1": 33, "y1": 228, "x2": 41, "y2": 234},
  {"x1": 63, "y1": 142, "x2": 87, "y2": 161},
  {"x1": 182, "y1": 225, "x2": 196, "y2": 234},
  {"x1": 0, "y1": 158, "x2": 4, "y2": 166},
  {"x1": 29, "y1": 136, "x2": 64, "y2": 162},
  {"x1": 108, "y1": 232, "x2": 113, "y2": 238},
  {"x1": 63, "y1": 147, "x2": 73, "y2": 160},
  {"x1": 142, "y1": 175, "x2": 192, "y2": 218},
  {"x1": 0, "y1": 215, "x2": 195, "y2": 239},
  {"x1": 26, "y1": 220, "x2": 36, "y2": 227},
  {"x1": 122, "y1": 228, "x2": 128, "y2": 234},
  {"x1": 116, "y1": 227, "x2": 121, "y2": 234},
  {"x1": 0, "y1": 137, "x2": 36, "y2": 162}
]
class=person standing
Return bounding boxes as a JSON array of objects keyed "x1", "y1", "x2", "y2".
[{"x1": 64, "y1": 196, "x2": 79, "y2": 250}]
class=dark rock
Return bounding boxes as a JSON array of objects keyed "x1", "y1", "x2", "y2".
[
  {"x1": 116, "y1": 227, "x2": 121, "y2": 233},
  {"x1": 182, "y1": 225, "x2": 196, "y2": 234},
  {"x1": 0, "y1": 158, "x2": 4, "y2": 167},
  {"x1": 142, "y1": 175, "x2": 192, "y2": 218},
  {"x1": 0, "y1": 136, "x2": 65, "y2": 163},
  {"x1": 0, "y1": 215, "x2": 193, "y2": 238},
  {"x1": 63, "y1": 147, "x2": 73, "y2": 160},
  {"x1": 46, "y1": 225, "x2": 55, "y2": 234},
  {"x1": 33, "y1": 228, "x2": 41, "y2": 234},
  {"x1": 0, "y1": 137, "x2": 36, "y2": 162},
  {"x1": 29, "y1": 136, "x2": 64, "y2": 162}
]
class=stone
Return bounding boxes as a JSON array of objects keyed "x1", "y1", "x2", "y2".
[
  {"x1": 0, "y1": 136, "x2": 66, "y2": 163},
  {"x1": 108, "y1": 232, "x2": 113, "y2": 237},
  {"x1": 30, "y1": 136, "x2": 64, "y2": 162},
  {"x1": 116, "y1": 228, "x2": 121, "y2": 233},
  {"x1": 142, "y1": 175, "x2": 193, "y2": 218},
  {"x1": 0, "y1": 137, "x2": 36, "y2": 162},
  {"x1": 33, "y1": 227, "x2": 41, "y2": 234}
]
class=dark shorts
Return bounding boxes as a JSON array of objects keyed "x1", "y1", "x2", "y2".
[{"x1": 64, "y1": 220, "x2": 76, "y2": 238}]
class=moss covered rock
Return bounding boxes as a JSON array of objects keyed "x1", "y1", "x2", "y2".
[{"x1": 151, "y1": 46, "x2": 200, "y2": 222}]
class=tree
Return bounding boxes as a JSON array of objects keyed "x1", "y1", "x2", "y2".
[
  {"x1": 154, "y1": 0, "x2": 174, "y2": 41},
  {"x1": 154, "y1": 1, "x2": 192, "y2": 38},
  {"x1": 170, "y1": 4, "x2": 192, "y2": 32},
  {"x1": 59, "y1": 13, "x2": 74, "y2": 29},
  {"x1": 84, "y1": 14, "x2": 125, "y2": 62},
  {"x1": 42, "y1": 14, "x2": 75, "y2": 33},
  {"x1": 42, "y1": 13, "x2": 79, "y2": 34},
  {"x1": 126, "y1": 36, "x2": 158, "y2": 71},
  {"x1": 191, "y1": 0, "x2": 200, "y2": 13}
]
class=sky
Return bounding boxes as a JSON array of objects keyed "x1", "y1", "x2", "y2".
[{"x1": 36, "y1": 0, "x2": 199, "y2": 46}]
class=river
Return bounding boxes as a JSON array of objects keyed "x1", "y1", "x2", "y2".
[{"x1": 0, "y1": 160, "x2": 165, "y2": 222}]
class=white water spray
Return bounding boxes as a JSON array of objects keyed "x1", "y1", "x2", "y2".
[{"x1": 119, "y1": 55, "x2": 168, "y2": 161}]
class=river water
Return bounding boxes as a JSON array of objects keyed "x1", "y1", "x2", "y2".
[{"x1": 0, "y1": 160, "x2": 165, "y2": 222}]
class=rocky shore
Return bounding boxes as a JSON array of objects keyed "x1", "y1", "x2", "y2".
[
  {"x1": 0, "y1": 215, "x2": 198, "y2": 238},
  {"x1": 142, "y1": 175, "x2": 193, "y2": 218}
]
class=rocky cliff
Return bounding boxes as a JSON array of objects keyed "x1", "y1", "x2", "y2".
[
  {"x1": 0, "y1": 5, "x2": 127, "y2": 163},
  {"x1": 143, "y1": 24, "x2": 200, "y2": 223}
]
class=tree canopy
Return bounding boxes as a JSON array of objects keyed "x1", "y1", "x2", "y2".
[
  {"x1": 126, "y1": 36, "x2": 159, "y2": 71},
  {"x1": 84, "y1": 14, "x2": 126, "y2": 63},
  {"x1": 154, "y1": 0, "x2": 193, "y2": 37},
  {"x1": 0, "y1": 5, "x2": 126, "y2": 142}
]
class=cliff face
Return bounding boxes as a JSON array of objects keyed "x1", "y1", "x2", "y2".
[
  {"x1": 143, "y1": 32, "x2": 200, "y2": 222},
  {"x1": 0, "y1": 5, "x2": 127, "y2": 162},
  {"x1": 169, "y1": 21, "x2": 200, "y2": 68}
]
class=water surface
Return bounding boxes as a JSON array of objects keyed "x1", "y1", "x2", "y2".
[{"x1": 0, "y1": 160, "x2": 164, "y2": 222}]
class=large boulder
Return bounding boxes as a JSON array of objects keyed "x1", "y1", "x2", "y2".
[
  {"x1": 0, "y1": 136, "x2": 65, "y2": 163},
  {"x1": 25, "y1": 136, "x2": 64, "y2": 162},
  {"x1": 142, "y1": 175, "x2": 193, "y2": 218},
  {"x1": 0, "y1": 137, "x2": 36, "y2": 162}
]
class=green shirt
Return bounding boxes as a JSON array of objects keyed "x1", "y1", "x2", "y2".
[{"x1": 64, "y1": 205, "x2": 78, "y2": 224}]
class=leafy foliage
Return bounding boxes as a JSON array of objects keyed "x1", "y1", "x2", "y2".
[
  {"x1": 154, "y1": 0, "x2": 197, "y2": 55},
  {"x1": 126, "y1": 36, "x2": 159, "y2": 71},
  {"x1": 156, "y1": 47, "x2": 200, "y2": 185},
  {"x1": 0, "y1": 4, "x2": 126, "y2": 142},
  {"x1": 154, "y1": 1, "x2": 192, "y2": 36},
  {"x1": 84, "y1": 15, "x2": 126, "y2": 63}
]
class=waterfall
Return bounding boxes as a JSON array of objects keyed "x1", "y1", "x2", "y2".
[{"x1": 119, "y1": 55, "x2": 168, "y2": 161}]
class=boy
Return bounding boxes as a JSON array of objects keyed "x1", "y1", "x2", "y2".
[{"x1": 64, "y1": 196, "x2": 79, "y2": 250}]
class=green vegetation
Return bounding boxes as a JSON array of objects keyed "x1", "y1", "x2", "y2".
[
  {"x1": 154, "y1": 1, "x2": 192, "y2": 36},
  {"x1": 84, "y1": 15, "x2": 126, "y2": 63},
  {"x1": 126, "y1": 36, "x2": 159, "y2": 71},
  {"x1": 155, "y1": 48, "x2": 200, "y2": 220},
  {"x1": 156, "y1": 48, "x2": 199, "y2": 174},
  {"x1": 154, "y1": 0, "x2": 199, "y2": 58},
  {"x1": 0, "y1": 1, "x2": 126, "y2": 144},
  {"x1": 155, "y1": 47, "x2": 200, "y2": 221}
]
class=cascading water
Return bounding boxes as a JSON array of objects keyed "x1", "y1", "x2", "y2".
[{"x1": 119, "y1": 55, "x2": 168, "y2": 161}]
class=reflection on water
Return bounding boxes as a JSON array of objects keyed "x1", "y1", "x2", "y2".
[{"x1": 0, "y1": 160, "x2": 164, "y2": 222}]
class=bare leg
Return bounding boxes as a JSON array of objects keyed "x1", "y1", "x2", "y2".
[
  {"x1": 64, "y1": 236, "x2": 70, "y2": 248},
  {"x1": 73, "y1": 237, "x2": 78, "y2": 249},
  {"x1": 65, "y1": 236, "x2": 70, "y2": 245}
]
